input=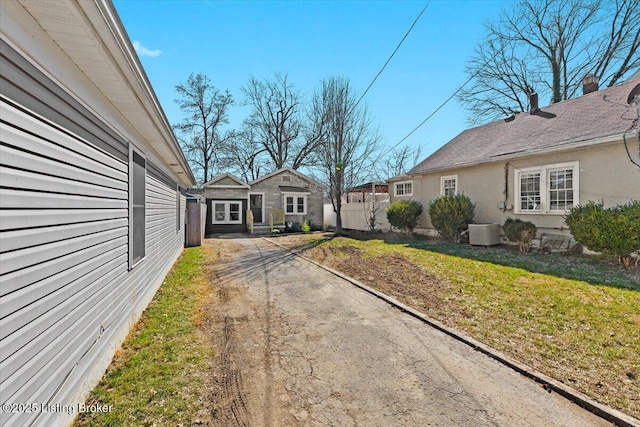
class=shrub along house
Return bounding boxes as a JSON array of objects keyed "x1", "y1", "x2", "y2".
[
  {"x1": 0, "y1": 1, "x2": 195, "y2": 426},
  {"x1": 203, "y1": 168, "x2": 324, "y2": 234},
  {"x1": 389, "y1": 74, "x2": 640, "y2": 246}
]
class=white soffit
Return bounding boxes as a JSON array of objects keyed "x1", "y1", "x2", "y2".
[{"x1": 16, "y1": 0, "x2": 194, "y2": 186}]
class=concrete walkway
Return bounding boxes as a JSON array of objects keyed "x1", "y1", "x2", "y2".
[{"x1": 211, "y1": 236, "x2": 612, "y2": 427}]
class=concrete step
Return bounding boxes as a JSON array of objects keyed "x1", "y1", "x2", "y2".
[{"x1": 251, "y1": 224, "x2": 285, "y2": 235}]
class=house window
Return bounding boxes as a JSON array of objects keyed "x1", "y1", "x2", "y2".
[
  {"x1": 212, "y1": 201, "x2": 242, "y2": 224},
  {"x1": 176, "y1": 185, "x2": 181, "y2": 233},
  {"x1": 130, "y1": 150, "x2": 146, "y2": 268},
  {"x1": 395, "y1": 181, "x2": 413, "y2": 196},
  {"x1": 284, "y1": 194, "x2": 307, "y2": 214},
  {"x1": 440, "y1": 175, "x2": 457, "y2": 197},
  {"x1": 515, "y1": 161, "x2": 579, "y2": 214},
  {"x1": 282, "y1": 175, "x2": 291, "y2": 182},
  {"x1": 549, "y1": 169, "x2": 574, "y2": 211},
  {"x1": 519, "y1": 172, "x2": 541, "y2": 211}
]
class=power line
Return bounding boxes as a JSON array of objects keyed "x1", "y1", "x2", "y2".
[
  {"x1": 353, "y1": 1, "x2": 431, "y2": 109},
  {"x1": 370, "y1": 70, "x2": 479, "y2": 169}
]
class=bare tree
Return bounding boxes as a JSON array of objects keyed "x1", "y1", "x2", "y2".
[
  {"x1": 461, "y1": 0, "x2": 640, "y2": 124},
  {"x1": 242, "y1": 73, "x2": 322, "y2": 171},
  {"x1": 373, "y1": 144, "x2": 423, "y2": 181},
  {"x1": 174, "y1": 73, "x2": 234, "y2": 184},
  {"x1": 220, "y1": 128, "x2": 268, "y2": 182},
  {"x1": 309, "y1": 77, "x2": 381, "y2": 235},
  {"x1": 459, "y1": 37, "x2": 538, "y2": 124}
]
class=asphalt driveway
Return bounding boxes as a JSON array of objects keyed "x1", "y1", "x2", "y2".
[{"x1": 208, "y1": 236, "x2": 611, "y2": 426}]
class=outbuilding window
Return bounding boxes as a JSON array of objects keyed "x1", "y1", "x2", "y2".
[
  {"x1": 284, "y1": 194, "x2": 307, "y2": 214},
  {"x1": 212, "y1": 201, "x2": 242, "y2": 224},
  {"x1": 515, "y1": 161, "x2": 578, "y2": 214}
]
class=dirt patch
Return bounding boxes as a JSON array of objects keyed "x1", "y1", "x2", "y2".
[
  {"x1": 202, "y1": 240, "x2": 251, "y2": 427},
  {"x1": 202, "y1": 238, "x2": 300, "y2": 427}
]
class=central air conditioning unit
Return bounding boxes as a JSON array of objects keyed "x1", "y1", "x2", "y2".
[{"x1": 468, "y1": 223, "x2": 501, "y2": 246}]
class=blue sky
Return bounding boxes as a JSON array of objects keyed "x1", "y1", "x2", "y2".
[{"x1": 114, "y1": 0, "x2": 512, "y2": 164}]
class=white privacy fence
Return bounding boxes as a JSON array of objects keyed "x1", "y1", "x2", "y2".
[{"x1": 324, "y1": 201, "x2": 391, "y2": 231}]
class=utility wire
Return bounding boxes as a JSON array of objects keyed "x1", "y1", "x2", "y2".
[
  {"x1": 369, "y1": 70, "x2": 479, "y2": 169},
  {"x1": 353, "y1": 1, "x2": 431, "y2": 110}
]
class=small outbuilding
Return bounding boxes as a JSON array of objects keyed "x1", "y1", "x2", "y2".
[{"x1": 203, "y1": 168, "x2": 324, "y2": 235}]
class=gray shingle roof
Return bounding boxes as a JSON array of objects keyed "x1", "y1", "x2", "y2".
[{"x1": 409, "y1": 77, "x2": 640, "y2": 175}]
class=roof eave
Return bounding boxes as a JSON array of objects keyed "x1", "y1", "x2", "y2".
[{"x1": 411, "y1": 132, "x2": 626, "y2": 176}]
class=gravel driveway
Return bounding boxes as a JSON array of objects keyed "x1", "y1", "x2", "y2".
[{"x1": 208, "y1": 236, "x2": 610, "y2": 427}]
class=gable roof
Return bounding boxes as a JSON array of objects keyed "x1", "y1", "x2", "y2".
[
  {"x1": 409, "y1": 76, "x2": 640, "y2": 175},
  {"x1": 202, "y1": 173, "x2": 249, "y2": 188},
  {"x1": 249, "y1": 167, "x2": 321, "y2": 187}
]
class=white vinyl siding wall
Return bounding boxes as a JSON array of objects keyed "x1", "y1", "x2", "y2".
[{"x1": 0, "y1": 100, "x2": 185, "y2": 427}]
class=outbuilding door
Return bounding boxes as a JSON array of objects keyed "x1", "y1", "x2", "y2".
[{"x1": 249, "y1": 194, "x2": 263, "y2": 223}]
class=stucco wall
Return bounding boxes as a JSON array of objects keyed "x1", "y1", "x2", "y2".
[{"x1": 392, "y1": 141, "x2": 640, "y2": 235}]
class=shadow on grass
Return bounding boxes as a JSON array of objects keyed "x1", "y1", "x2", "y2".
[{"x1": 336, "y1": 231, "x2": 640, "y2": 291}]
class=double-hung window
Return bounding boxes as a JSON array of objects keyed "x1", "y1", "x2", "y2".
[
  {"x1": 394, "y1": 181, "x2": 413, "y2": 197},
  {"x1": 284, "y1": 194, "x2": 307, "y2": 214},
  {"x1": 440, "y1": 175, "x2": 457, "y2": 197},
  {"x1": 515, "y1": 161, "x2": 578, "y2": 214}
]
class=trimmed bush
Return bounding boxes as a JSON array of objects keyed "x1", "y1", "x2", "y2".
[
  {"x1": 503, "y1": 218, "x2": 537, "y2": 252},
  {"x1": 301, "y1": 221, "x2": 311, "y2": 234},
  {"x1": 565, "y1": 201, "x2": 640, "y2": 266},
  {"x1": 428, "y1": 194, "x2": 475, "y2": 243},
  {"x1": 386, "y1": 201, "x2": 424, "y2": 235}
]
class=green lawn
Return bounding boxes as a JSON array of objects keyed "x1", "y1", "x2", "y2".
[
  {"x1": 283, "y1": 234, "x2": 640, "y2": 419},
  {"x1": 74, "y1": 247, "x2": 214, "y2": 427}
]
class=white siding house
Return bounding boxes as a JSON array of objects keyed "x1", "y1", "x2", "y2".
[{"x1": 0, "y1": 1, "x2": 195, "y2": 426}]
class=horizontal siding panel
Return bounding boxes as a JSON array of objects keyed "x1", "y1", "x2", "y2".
[
  {"x1": 0, "y1": 257, "x2": 125, "y2": 382},
  {"x1": 0, "y1": 189, "x2": 127, "y2": 210},
  {"x1": 147, "y1": 217, "x2": 176, "y2": 234},
  {"x1": 147, "y1": 203, "x2": 175, "y2": 213},
  {"x1": 0, "y1": 246, "x2": 127, "y2": 342},
  {"x1": 0, "y1": 144, "x2": 127, "y2": 191},
  {"x1": 147, "y1": 228, "x2": 181, "y2": 257},
  {"x1": 0, "y1": 226, "x2": 126, "y2": 275},
  {"x1": 0, "y1": 209, "x2": 126, "y2": 231},
  {"x1": 146, "y1": 195, "x2": 175, "y2": 206},
  {"x1": 146, "y1": 194, "x2": 175, "y2": 205},
  {"x1": 2, "y1": 242, "x2": 181, "y2": 417},
  {"x1": 0, "y1": 101, "x2": 127, "y2": 173},
  {"x1": 0, "y1": 236, "x2": 127, "y2": 299},
  {"x1": 147, "y1": 211, "x2": 174, "y2": 223},
  {"x1": 1, "y1": 321, "x2": 102, "y2": 426},
  {"x1": 0, "y1": 121, "x2": 127, "y2": 182},
  {"x1": 0, "y1": 253, "x2": 127, "y2": 369},
  {"x1": 0, "y1": 167, "x2": 126, "y2": 200},
  {"x1": 0, "y1": 218, "x2": 127, "y2": 253}
]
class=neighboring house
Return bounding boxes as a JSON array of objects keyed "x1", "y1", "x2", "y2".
[
  {"x1": 323, "y1": 182, "x2": 391, "y2": 232},
  {"x1": 342, "y1": 182, "x2": 389, "y2": 204},
  {"x1": 203, "y1": 168, "x2": 324, "y2": 234},
  {"x1": 390, "y1": 74, "x2": 640, "y2": 241},
  {"x1": 1, "y1": 1, "x2": 195, "y2": 426}
]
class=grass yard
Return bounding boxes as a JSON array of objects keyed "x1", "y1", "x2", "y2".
[
  {"x1": 277, "y1": 232, "x2": 640, "y2": 419},
  {"x1": 74, "y1": 247, "x2": 215, "y2": 427}
]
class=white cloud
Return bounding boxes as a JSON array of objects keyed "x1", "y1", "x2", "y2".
[{"x1": 132, "y1": 40, "x2": 162, "y2": 58}]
